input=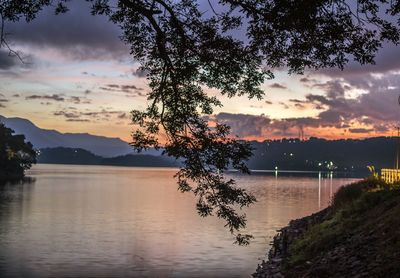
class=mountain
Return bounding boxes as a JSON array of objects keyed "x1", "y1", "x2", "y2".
[
  {"x1": 0, "y1": 115, "x2": 160, "y2": 157},
  {"x1": 2, "y1": 115, "x2": 397, "y2": 172},
  {"x1": 38, "y1": 147, "x2": 179, "y2": 167}
]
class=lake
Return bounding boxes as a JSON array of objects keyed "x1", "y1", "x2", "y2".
[{"x1": 0, "y1": 164, "x2": 360, "y2": 277}]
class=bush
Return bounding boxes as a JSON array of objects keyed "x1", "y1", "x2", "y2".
[
  {"x1": 332, "y1": 178, "x2": 389, "y2": 210},
  {"x1": 0, "y1": 123, "x2": 36, "y2": 181}
]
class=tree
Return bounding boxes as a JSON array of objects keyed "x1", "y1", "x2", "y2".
[
  {"x1": 0, "y1": 123, "x2": 37, "y2": 181},
  {"x1": 1, "y1": 0, "x2": 400, "y2": 244}
]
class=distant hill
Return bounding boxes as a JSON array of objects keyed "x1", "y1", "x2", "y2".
[
  {"x1": 2, "y1": 115, "x2": 398, "y2": 172},
  {"x1": 0, "y1": 115, "x2": 161, "y2": 157},
  {"x1": 248, "y1": 137, "x2": 398, "y2": 172},
  {"x1": 38, "y1": 147, "x2": 179, "y2": 167},
  {"x1": 37, "y1": 136, "x2": 399, "y2": 172}
]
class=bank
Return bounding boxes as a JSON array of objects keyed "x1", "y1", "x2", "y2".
[{"x1": 253, "y1": 178, "x2": 400, "y2": 277}]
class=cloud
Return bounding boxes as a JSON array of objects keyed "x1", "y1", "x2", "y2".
[
  {"x1": 213, "y1": 113, "x2": 271, "y2": 137},
  {"x1": 118, "y1": 112, "x2": 129, "y2": 119},
  {"x1": 279, "y1": 102, "x2": 289, "y2": 109},
  {"x1": 269, "y1": 83, "x2": 287, "y2": 89},
  {"x1": 53, "y1": 111, "x2": 80, "y2": 119},
  {"x1": 312, "y1": 80, "x2": 346, "y2": 99},
  {"x1": 132, "y1": 68, "x2": 148, "y2": 78},
  {"x1": 0, "y1": 50, "x2": 18, "y2": 70},
  {"x1": 26, "y1": 94, "x2": 65, "y2": 101},
  {"x1": 99, "y1": 83, "x2": 146, "y2": 97},
  {"x1": 53, "y1": 108, "x2": 129, "y2": 122},
  {"x1": 349, "y1": 128, "x2": 374, "y2": 134},
  {"x1": 7, "y1": 1, "x2": 129, "y2": 60},
  {"x1": 210, "y1": 112, "x2": 321, "y2": 139},
  {"x1": 211, "y1": 74, "x2": 399, "y2": 139},
  {"x1": 25, "y1": 94, "x2": 91, "y2": 104},
  {"x1": 316, "y1": 42, "x2": 400, "y2": 79},
  {"x1": 69, "y1": 96, "x2": 91, "y2": 104},
  {"x1": 66, "y1": 119, "x2": 90, "y2": 122}
]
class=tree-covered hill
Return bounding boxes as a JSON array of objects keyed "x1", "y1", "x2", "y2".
[
  {"x1": 37, "y1": 137, "x2": 398, "y2": 173},
  {"x1": 37, "y1": 147, "x2": 179, "y2": 167},
  {"x1": 248, "y1": 137, "x2": 397, "y2": 172}
]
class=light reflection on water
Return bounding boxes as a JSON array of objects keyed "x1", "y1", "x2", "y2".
[{"x1": 0, "y1": 164, "x2": 360, "y2": 277}]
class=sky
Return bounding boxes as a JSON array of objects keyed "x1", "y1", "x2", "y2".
[{"x1": 0, "y1": 1, "x2": 400, "y2": 142}]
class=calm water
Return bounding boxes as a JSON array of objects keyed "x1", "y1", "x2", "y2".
[{"x1": 0, "y1": 164, "x2": 360, "y2": 277}]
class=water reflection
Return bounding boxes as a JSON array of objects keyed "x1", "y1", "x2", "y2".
[{"x1": 0, "y1": 165, "x2": 360, "y2": 277}]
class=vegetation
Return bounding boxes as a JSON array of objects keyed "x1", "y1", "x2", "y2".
[
  {"x1": 2, "y1": 0, "x2": 400, "y2": 243},
  {"x1": 0, "y1": 123, "x2": 36, "y2": 182},
  {"x1": 250, "y1": 137, "x2": 399, "y2": 172},
  {"x1": 285, "y1": 178, "x2": 400, "y2": 277},
  {"x1": 38, "y1": 137, "x2": 398, "y2": 172},
  {"x1": 37, "y1": 147, "x2": 179, "y2": 167}
]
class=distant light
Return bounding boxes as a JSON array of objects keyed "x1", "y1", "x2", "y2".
[
  {"x1": 275, "y1": 166, "x2": 278, "y2": 170},
  {"x1": 318, "y1": 162, "x2": 322, "y2": 166},
  {"x1": 290, "y1": 153, "x2": 294, "y2": 156}
]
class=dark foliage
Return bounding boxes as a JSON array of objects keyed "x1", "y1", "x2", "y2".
[
  {"x1": 0, "y1": 123, "x2": 36, "y2": 181},
  {"x1": 2, "y1": 0, "x2": 400, "y2": 243},
  {"x1": 249, "y1": 137, "x2": 399, "y2": 172},
  {"x1": 37, "y1": 147, "x2": 179, "y2": 167}
]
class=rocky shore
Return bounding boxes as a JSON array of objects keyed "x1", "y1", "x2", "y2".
[
  {"x1": 253, "y1": 179, "x2": 400, "y2": 278},
  {"x1": 253, "y1": 208, "x2": 331, "y2": 278}
]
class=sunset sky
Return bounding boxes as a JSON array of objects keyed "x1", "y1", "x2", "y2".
[{"x1": 1, "y1": 1, "x2": 399, "y2": 142}]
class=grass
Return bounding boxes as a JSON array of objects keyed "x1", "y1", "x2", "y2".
[{"x1": 284, "y1": 177, "x2": 400, "y2": 276}]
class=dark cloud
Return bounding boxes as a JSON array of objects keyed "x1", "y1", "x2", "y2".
[
  {"x1": 7, "y1": 1, "x2": 128, "y2": 60},
  {"x1": 269, "y1": 83, "x2": 287, "y2": 89},
  {"x1": 69, "y1": 96, "x2": 91, "y2": 104},
  {"x1": 317, "y1": 43, "x2": 400, "y2": 78},
  {"x1": 214, "y1": 112, "x2": 271, "y2": 137},
  {"x1": 0, "y1": 103, "x2": 5, "y2": 108},
  {"x1": 53, "y1": 111, "x2": 80, "y2": 119},
  {"x1": 66, "y1": 119, "x2": 90, "y2": 122},
  {"x1": 0, "y1": 50, "x2": 18, "y2": 70},
  {"x1": 26, "y1": 94, "x2": 65, "y2": 101},
  {"x1": 312, "y1": 80, "x2": 346, "y2": 99},
  {"x1": 279, "y1": 102, "x2": 289, "y2": 109},
  {"x1": 53, "y1": 108, "x2": 128, "y2": 122},
  {"x1": 265, "y1": 100, "x2": 273, "y2": 105},
  {"x1": 211, "y1": 74, "x2": 399, "y2": 139},
  {"x1": 25, "y1": 94, "x2": 91, "y2": 104},
  {"x1": 349, "y1": 128, "x2": 374, "y2": 134},
  {"x1": 294, "y1": 103, "x2": 305, "y2": 109},
  {"x1": 211, "y1": 113, "x2": 321, "y2": 139},
  {"x1": 118, "y1": 112, "x2": 129, "y2": 119},
  {"x1": 107, "y1": 84, "x2": 120, "y2": 89},
  {"x1": 132, "y1": 68, "x2": 148, "y2": 78},
  {"x1": 121, "y1": 85, "x2": 143, "y2": 92},
  {"x1": 291, "y1": 76, "x2": 400, "y2": 134},
  {"x1": 99, "y1": 83, "x2": 146, "y2": 97},
  {"x1": 12, "y1": 94, "x2": 20, "y2": 97}
]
